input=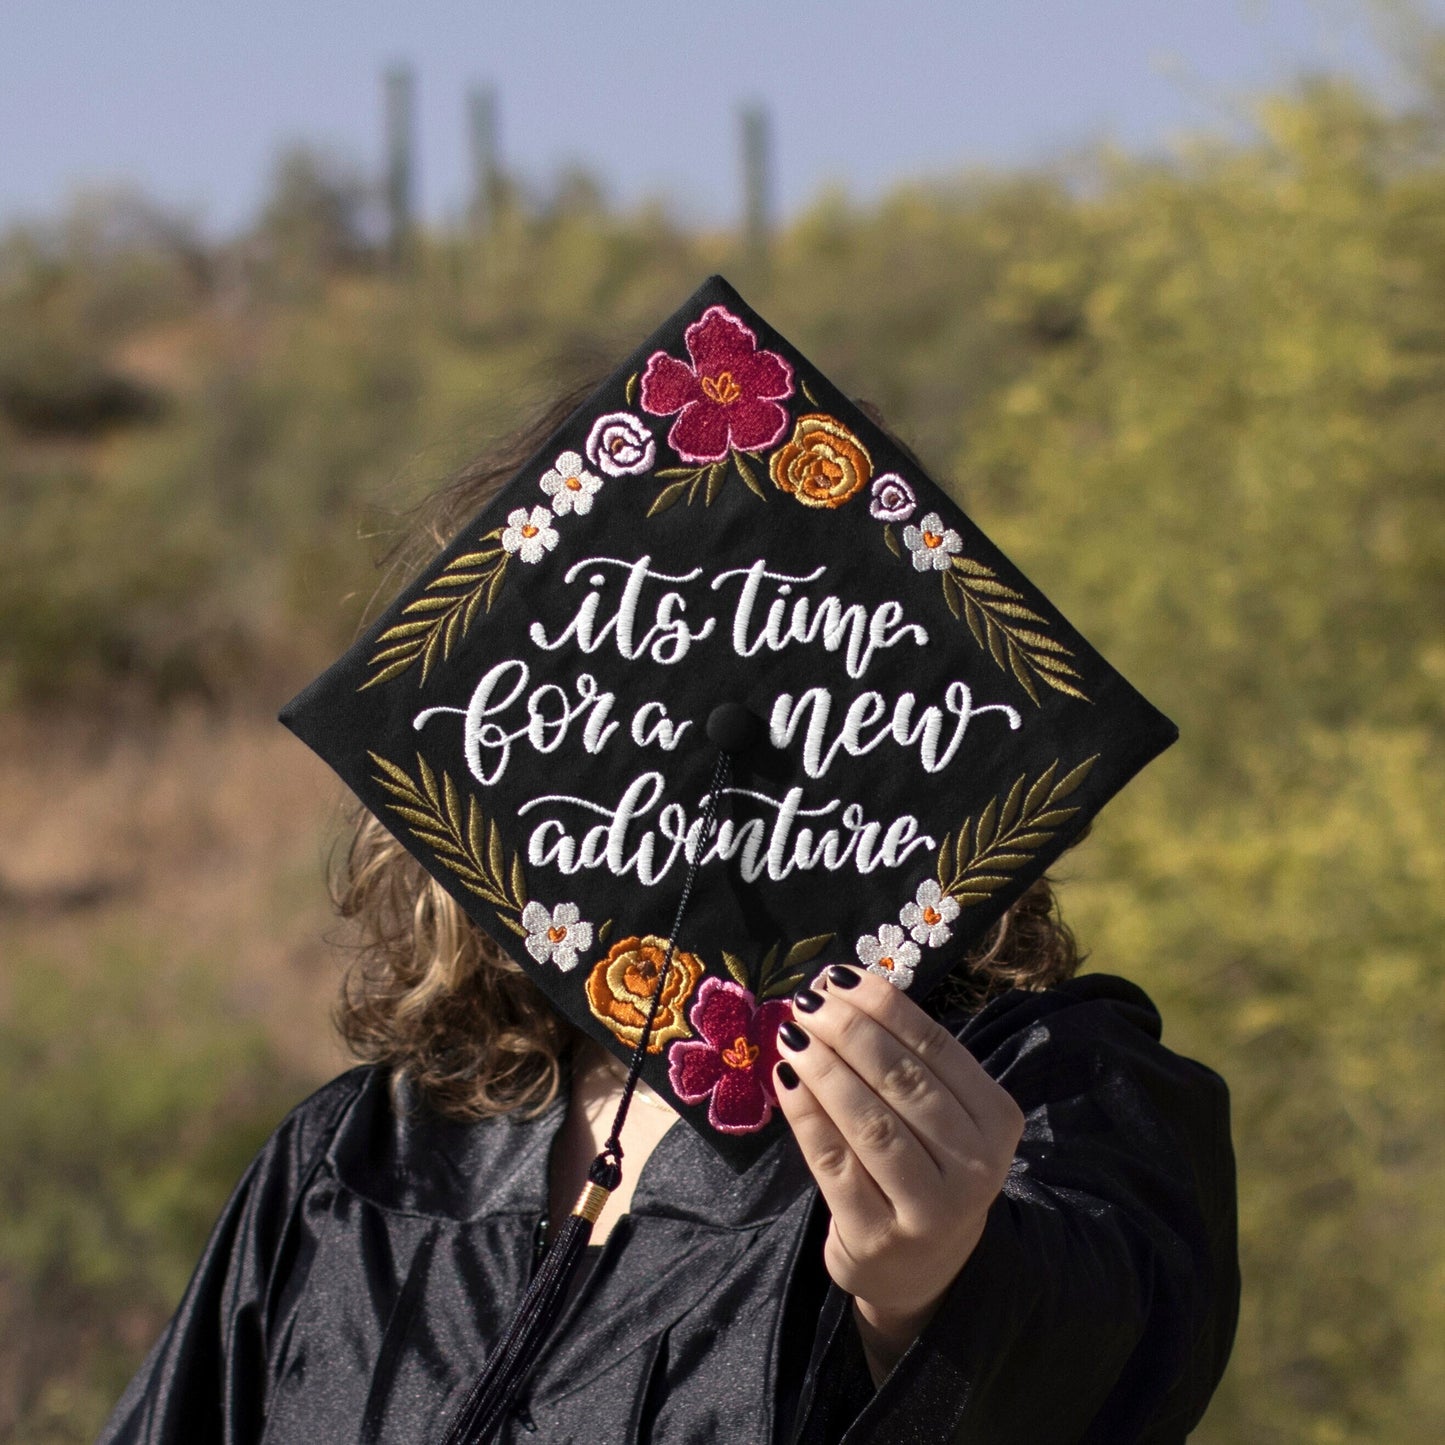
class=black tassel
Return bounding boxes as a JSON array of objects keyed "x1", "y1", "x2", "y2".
[
  {"x1": 439, "y1": 1153, "x2": 622, "y2": 1445},
  {"x1": 437, "y1": 750, "x2": 731, "y2": 1445}
]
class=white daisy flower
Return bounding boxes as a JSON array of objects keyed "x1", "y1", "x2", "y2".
[
  {"x1": 501, "y1": 505, "x2": 559, "y2": 564},
  {"x1": 899, "y1": 878, "x2": 961, "y2": 948},
  {"x1": 855, "y1": 923, "x2": 920, "y2": 990},
  {"x1": 540, "y1": 450, "x2": 604, "y2": 516},
  {"x1": 521, "y1": 900, "x2": 593, "y2": 971},
  {"x1": 901, "y1": 511, "x2": 962, "y2": 572}
]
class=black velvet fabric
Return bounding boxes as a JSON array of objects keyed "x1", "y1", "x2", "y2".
[{"x1": 98, "y1": 975, "x2": 1239, "y2": 1444}]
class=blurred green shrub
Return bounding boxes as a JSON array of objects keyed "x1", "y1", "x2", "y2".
[{"x1": 0, "y1": 946, "x2": 303, "y2": 1442}]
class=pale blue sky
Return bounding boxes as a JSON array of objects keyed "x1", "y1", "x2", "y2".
[{"x1": 0, "y1": 1, "x2": 1433, "y2": 235}]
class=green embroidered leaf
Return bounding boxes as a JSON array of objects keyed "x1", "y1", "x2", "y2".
[
  {"x1": 417, "y1": 755, "x2": 440, "y2": 808},
  {"x1": 686, "y1": 472, "x2": 704, "y2": 505},
  {"x1": 983, "y1": 853, "x2": 1033, "y2": 872},
  {"x1": 647, "y1": 479, "x2": 690, "y2": 516},
  {"x1": 447, "y1": 547, "x2": 503, "y2": 570},
  {"x1": 1026, "y1": 808, "x2": 1081, "y2": 830},
  {"x1": 936, "y1": 831, "x2": 954, "y2": 888},
  {"x1": 941, "y1": 569, "x2": 963, "y2": 620},
  {"x1": 1040, "y1": 674, "x2": 1091, "y2": 702},
  {"x1": 626, "y1": 371, "x2": 638, "y2": 406},
  {"x1": 759, "y1": 942, "x2": 780, "y2": 986},
  {"x1": 1022, "y1": 762, "x2": 1059, "y2": 819},
  {"x1": 782, "y1": 933, "x2": 835, "y2": 971},
  {"x1": 998, "y1": 776, "x2": 1025, "y2": 834},
  {"x1": 403, "y1": 593, "x2": 464, "y2": 615},
  {"x1": 883, "y1": 523, "x2": 902, "y2": 559},
  {"x1": 975, "y1": 797, "x2": 999, "y2": 853},
  {"x1": 801, "y1": 378, "x2": 819, "y2": 407},
  {"x1": 487, "y1": 817, "x2": 504, "y2": 888},
  {"x1": 965, "y1": 576, "x2": 1027, "y2": 601},
  {"x1": 705, "y1": 463, "x2": 726, "y2": 506},
  {"x1": 510, "y1": 852, "x2": 527, "y2": 910},
  {"x1": 1006, "y1": 638, "x2": 1042, "y2": 706},
  {"x1": 961, "y1": 596, "x2": 987, "y2": 650},
  {"x1": 653, "y1": 467, "x2": 700, "y2": 480},
  {"x1": 358, "y1": 656, "x2": 419, "y2": 689},
  {"x1": 733, "y1": 451, "x2": 767, "y2": 500},
  {"x1": 1011, "y1": 627, "x2": 1072, "y2": 654},
  {"x1": 763, "y1": 970, "x2": 809, "y2": 1000},
  {"x1": 443, "y1": 773, "x2": 465, "y2": 837},
  {"x1": 950, "y1": 889, "x2": 1000, "y2": 907},
  {"x1": 1050, "y1": 755, "x2": 1097, "y2": 804},
  {"x1": 597, "y1": 918, "x2": 613, "y2": 947},
  {"x1": 984, "y1": 615, "x2": 1008, "y2": 669},
  {"x1": 485, "y1": 558, "x2": 508, "y2": 611},
  {"x1": 722, "y1": 951, "x2": 751, "y2": 987},
  {"x1": 373, "y1": 617, "x2": 439, "y2": 644},
  {"x1": 957, "y1": 873, "x2": 1012, "y2": 890},
  {"x1": 496, "y1": 914, "x2": 529, "y2": 939},
  {"x1": 951, "y1": 556, "x2": 995, "y2": 579},
  {"x1": 390, "y1": 804, "x2": 444, "y2": 832}
]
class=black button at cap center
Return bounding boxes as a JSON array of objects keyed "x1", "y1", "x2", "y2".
[{"x1": 706, "y1": 702, "x2": 763, "y2": 754}]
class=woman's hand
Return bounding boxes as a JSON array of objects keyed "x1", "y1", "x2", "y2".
[{"x1": 773, "y1": 965, "x2": 1025, "y2": 1384}]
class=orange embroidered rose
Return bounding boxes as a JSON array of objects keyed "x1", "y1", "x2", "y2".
[
  {"x1": 769, "y1": 414, "x2": 872, "y2": 509},
  {"x1": 584, "y1": 935, "x2": 704, "y2": 1052}
]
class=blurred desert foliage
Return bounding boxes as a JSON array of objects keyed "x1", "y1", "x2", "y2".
[{"x1": 2, "y1": 40, "x2": 1443, "y2": 1445}]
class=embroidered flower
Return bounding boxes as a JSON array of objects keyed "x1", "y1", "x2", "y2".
[
  {"x1": 521, "y1": 900, "x2": 593, "y2": 971},
  {"x1": 901, "y1": 510, "x2": 962, "y2": 572},
  {"x1": 584, "y1": 935, "x2": 704, "y2": 1053},
  {"x1": 855, "y1": 924, "x2": 921, "y2": 990},
  {"x1": 667, "y1": 977, "x2": 792, "y2": 1135},
  {"x1": 539, "y1": 451, "x2": 604, "y2": 516},
  {"x1": 869, "y1": 472, "x2": 916, "y2": 523},
  {"x1": 899, "y1": 879, "x2": 960, "y2": 949},
  {"x1": 500, "y1": 505, "x2": 559, "y2": 564},
  {"x1": 639, "y1": 305, "x2": 794, "y2": 463},
  {"x1": 769, "y1": 414, "x2": 873, "y2": 509},
  {"x1": 586, "y1": 412, "x2": 656, "y2": 477}
]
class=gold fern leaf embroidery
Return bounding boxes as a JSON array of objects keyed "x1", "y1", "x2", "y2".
[
  {"x1": 360, "y1": 530, "x2": 510, "y2": 689},
  {"x1": 941, "y1": 555, "x2": 1090, "y2": 705},
  {"x1": 368, "y1": 751, "x2": 529, "y2": 933},
  {"x1": 936, "y1": 756, "x2": 1098, "y2": 907}
]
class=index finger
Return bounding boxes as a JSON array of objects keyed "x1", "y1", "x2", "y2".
[{"x1": 815, "y1": 966, "x2": 1016, "y2": 1130}]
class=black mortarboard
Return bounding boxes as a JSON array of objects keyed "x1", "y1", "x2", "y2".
[
  {"x1": 283, "y1": 273, "x2": 1174, "y2": 1165},
  {"x1": 280, "y1": 276, "x2": 1175, "y2": 1439}
]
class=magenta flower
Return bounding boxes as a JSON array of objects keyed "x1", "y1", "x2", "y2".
[
  {"x1": 639, "y1": 306, "x2": 795, "y2": 464},
  {"x1": 667, "y1": 977, "x2": 792, "y2": 1135}
]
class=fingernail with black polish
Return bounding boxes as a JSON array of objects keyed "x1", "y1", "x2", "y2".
[
  {"x1": 776, "y1": 1060, "x2": 800, "y2": 1090},
  {"x1": 792, "y1": 988, "x2": 825, "y2": 1014},
  {"x1": 825, "y1": 965, "x2": 862, "y2": 989},
  {"x1": 778, "y1": 1020, "x2": 810, "y2": 1052}
]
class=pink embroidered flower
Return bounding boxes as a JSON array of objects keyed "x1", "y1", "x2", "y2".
[
  {"x1": 667, "y1": 977, "x2": 792, "y2": 1134},
  {"x1": 869, "y1": 472, "x2": 916, "y2": 523},
  {"x1": 639, "y1": 306, "x2": 794, "y2": 464}
]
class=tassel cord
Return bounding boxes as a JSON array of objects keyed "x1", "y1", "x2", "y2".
[{"x1": 439, "y1": 750, "x2": 732, "y2": 1445}]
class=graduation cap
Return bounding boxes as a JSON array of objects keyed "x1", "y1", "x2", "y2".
[{"x1": 280, "y1": 275, "x2": 1175, "y2": 1441}]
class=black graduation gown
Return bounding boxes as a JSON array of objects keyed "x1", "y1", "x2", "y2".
[{"x1": 98, "y1": 974, "x2": 1239, "y2": 1444}]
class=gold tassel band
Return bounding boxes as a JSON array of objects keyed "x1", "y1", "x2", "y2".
[{"x1": 571, "y1": 1181, "x2": 610, "y2": 1224}]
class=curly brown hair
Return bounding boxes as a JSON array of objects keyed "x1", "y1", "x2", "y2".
[{"x1": 332, "y1": 388, "x2": 1086, "y2": 1121}]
